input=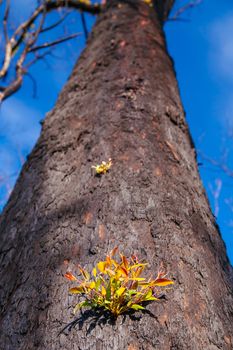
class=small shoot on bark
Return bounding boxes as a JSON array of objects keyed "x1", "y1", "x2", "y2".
[
  {"x1": 65, "y1": 247, "x2": 173, "y2": 318},
  {"x1": 91, "y1": 158, "x2": 112, "y2": 175},
  {"x1": 143, "y1": 0, "x2": 153, "y2": 6}
]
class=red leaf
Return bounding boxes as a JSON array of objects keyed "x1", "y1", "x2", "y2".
[{"x1": 64, "y1": 272, "x2": 77, "y2": 281}]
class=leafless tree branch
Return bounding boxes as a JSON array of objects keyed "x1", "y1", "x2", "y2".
[
  {"x1": 0, "y1": 0, "x2": 102, "y2": 103},
  {"x1": 168, "y1": 0, "x2": 203, "y2": 21},
  {"x1": 199, "y1": 151, "x2": 233, "y2": 178},
  {"x1": 29, "y1": 32, "x2": 81, "y2": 52},
  {"x1": 80, "y1": 12, "x2": 88, "y2": 41},
  {"x1": 41, "y1": 12, "x2": 70, "y2": 33}
]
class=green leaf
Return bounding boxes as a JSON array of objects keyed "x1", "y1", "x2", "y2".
[
  {"x1": 130, "y1": 304, "x2": 145, "y2": 311},
  {"x1": 106, "y1": 284, "x2": 111, "y2": 300},
  {"x1": 73, "y1": 300, "x2": 90, "y2": 314},
  {"x1": 95, "y1": 278, "x2": 101, "y2": 291},
  {"x1": 144, "y1": 296, "x2": 159, "y2": 301},
  {"x1": 128, "y1": 290, "x2": 138, "y2": 296},
  {"x1": 116, "y1": 287, "x2": 125, "y2": 297}
]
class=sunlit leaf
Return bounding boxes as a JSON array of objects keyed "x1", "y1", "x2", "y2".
[
  {"x1": 116, "y1": 287, "x2": 125, "y2": 297},
  {"x1": 89, "y1": 281, "x2": 96, "y2": 289},
  {"x1": 121, "y1": 254, "x2": 128, "y2": 269},
  {"x1": 65, "y1": 249, "x2": 174, "y2": 317},
  {"x1": 95, "y1": 278, "x2": 101, "y2": 291},
  {"x1": 101, "y1": 286, "x2": 106, "y2": 296},
  {"x1": 153, "y1": 278, "x2": 174, "y2": 286},
  {"x1": 64, "y1": 272, "x2": 77, "y2": 281},
  {"x1": 119, "y1": 266, "x2": 128, "y2": 276},
  {"x1": 145, "y1": 296, "x2": 159, "y2": 301},
  {"x1": 69, "y1": 286, "x2": 84, "y2": 294},
  {"x1": 97, "y1": 261, "x2": 106, "y2": 273},
  {"x1": 92, "y1": 267, "x2": 97, "y2": 278},
  {"x1": 130, "y1": 304, "x2": 145, "y2": 311}
]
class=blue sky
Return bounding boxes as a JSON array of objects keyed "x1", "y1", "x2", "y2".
[{"x1": 0, "y1": 0, "x2": 232, "y2": 262}]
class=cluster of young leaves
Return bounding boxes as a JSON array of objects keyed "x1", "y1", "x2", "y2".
[
  {"x1": 91, "y1": 158, "x2": 112, "y2": 174},
  {"x1": 143, "y1": 0, "x2": 153, "y2": 6},
  {"x1": 65, "y1": 248, "x2": 173, "y2": 317}
]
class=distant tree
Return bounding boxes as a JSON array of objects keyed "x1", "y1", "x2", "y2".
[{"x1": 0, "y1": 1, "x2": 233, "y2": 349}]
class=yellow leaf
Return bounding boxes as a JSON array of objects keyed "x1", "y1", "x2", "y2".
[
  {"x1": 92, "y1": 267, "x2": 97, "y2": 277},
  {"x1": 92, "y1": 158, "x2": 112, "y2": 174},
  {"x1": 116, "y1": 287, "x2": 125, "y2": 297},
  {"x1": 101, "y1": 286, "x2": 106, "y2": 296},
  {"x1": 69, "y1": 286, "x2": 84, "y2": 294},
  {"x1": 89, "y1": 281, "x2": 96, "y2": 289},
  {"x1": 97, "y1": 261, "x2": 106, "y2": 273},
  {"x1": 129, "y1": 277, "x2": 145, "y2": 281}
]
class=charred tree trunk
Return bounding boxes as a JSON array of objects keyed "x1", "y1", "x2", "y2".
[{"x1": 0, "y1": 1, "x2": 233, "y2": 349}]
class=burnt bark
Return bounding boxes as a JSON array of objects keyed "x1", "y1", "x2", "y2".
[{"x1": 0, "y1": 1, "x2": 233, "y2": 349}]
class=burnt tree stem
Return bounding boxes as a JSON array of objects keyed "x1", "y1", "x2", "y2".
[{"x1": 0, "y1": 1, "x2": 233, "y2": 349}]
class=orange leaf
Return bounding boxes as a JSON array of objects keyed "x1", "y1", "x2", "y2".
[
  {"x1": 64, "y1": 272, "x2": 77, "y2": 281},
  {"x1": 121, "y1": 254, "x2": 128, "y2": 269},
  {"x1": 106, "y1": 255, "x2": 111, "y2": 266},
  {"x1": 110, "y1": 246, "x2": 118, "y2": 257},
  {"x1": 119, "y1": 266, "x2": 128, "y2": 276},
  {"x1": 153, "y1": 278, "x2": 174, "y2": 286}
]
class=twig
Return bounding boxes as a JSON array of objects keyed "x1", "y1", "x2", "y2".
[
  {"x1": 25, "y1": 72, "x2": 37, "y2": 98},
  {"x1": 41, "y1": 12, "x2": 70, "y2": 33},
  {"x1": 0, "y1": 0, "x2": 102, "y2": 102},
  {"x1": 80, "y1": 12, "x2": 88, "y2": 41},
  {"x1": 29, "y1": 32, "x2": 81, "y2": 52},
  {"x1": 198, "y1": 151, "x2": 233, "y2": 178},
  {"x1": 168, "y1": 0, "x2": 203, "y2": 21}
]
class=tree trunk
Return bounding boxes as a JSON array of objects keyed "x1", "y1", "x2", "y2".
[{"x1": 0, "y1": 1, "x2": 233, "y2": 349}]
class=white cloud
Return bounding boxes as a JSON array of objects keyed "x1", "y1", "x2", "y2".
[
  {"x1": 0, "y1": 97, "x2": 42, "y2": 150},
  {"x1": 208, "y1": 13, "x2": 233, "y2": 82},
  {"x1": 0, "y1": 97, "x2": 42, "y2": 188}
]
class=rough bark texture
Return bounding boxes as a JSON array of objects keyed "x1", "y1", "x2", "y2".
[{"x1": 0, "y1": 1, "x2": 233, "y2": 349}]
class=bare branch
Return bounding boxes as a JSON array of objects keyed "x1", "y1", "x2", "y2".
[
  {"x1": 26, "y1": 50, "x2": 53, "y2": 69},
  {"x1": 29, "y1": 32, "x2": 81, "y2": 52},
  {"x1": 0, "y1": 0, "x2": 11, "y2": 79},
  {"x1": 3, "y1": 0, "x2": 10, "y2": 42},
  {"x1": 0, "y1": 0, "x2": 102, "y2": 102},
  {"x1": 198, "y1": 151, "x2": 233, "y2": 178},
  {"x1": 25, "y1": 72, "x2": 38, "y2": 98},
  {"x1": 0, "y1": 0, "x2": 101, "y2": 77},
  {"x1": 41, "y1": 12, "x2": 70, "y2": 33},
  {"x1": 168, "y1": 0, "x2": 203, "y2": 21},
  {"x1": 80, "y1": 12, "x2": 88, "y2": 41},
  {"x1": 153, "y1": 0, "x2": 175, "y2": 22}
]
